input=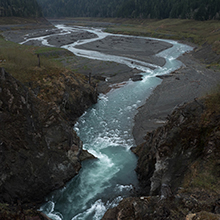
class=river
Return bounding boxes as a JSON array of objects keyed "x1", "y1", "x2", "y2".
[{"x1": 21, "y1": 24, "x2": 192, "y2": 220}]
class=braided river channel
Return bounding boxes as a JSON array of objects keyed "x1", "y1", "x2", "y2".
[{"x1": 21, "y1": 24, "x2": 192, "y2": 220}]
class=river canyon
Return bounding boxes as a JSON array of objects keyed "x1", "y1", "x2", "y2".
[{"x1": 16, "y1": 22, "x2": 193, "y2": 220}]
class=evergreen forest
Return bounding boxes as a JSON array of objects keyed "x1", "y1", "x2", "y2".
[
  {"x1": 0, "y1": 0, "x2": 219, "y2": 20},
  {"x1": 37, "y1": 0, "x2": 220, "y2": 20},
  {"x1": 0, "y1": 0, "x2": 42, "y2": 17}
]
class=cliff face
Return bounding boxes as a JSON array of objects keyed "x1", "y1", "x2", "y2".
[
  {"x1": 103, "y1": 97, "x2": 220, "y2": 219},
  {"x1": 29, "y1": 69, "x2": 98, "y2": 125},
  {"x1": 0, "y1": 67, "x2": 97, "y2": 218},
  {"x1": 134, "y1": 99, "x2": 208, "y2": 196}
]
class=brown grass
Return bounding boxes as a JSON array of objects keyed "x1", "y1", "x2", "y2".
[
  {"x1": 0, "y1": 35, "x2": 65, "y2": 84},
  {"x1": 205, "y1": 84, "x2": 220, "y2": 112},
  {"x1": 101, "y1": 18, "x2": 220, "y2": 54},
  {"x1": 0, "y1": 34, "x2": 92, "y2": 104}
]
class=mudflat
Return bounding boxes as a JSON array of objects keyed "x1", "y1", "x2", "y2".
[{"x1": 75, "y1": 35, "x2": 171, "y2": 66}]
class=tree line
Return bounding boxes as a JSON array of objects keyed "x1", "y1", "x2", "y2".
[
  {"x1": 36, "y1": 0, "x2": 125, "y2": 18},
  {"x1": 117, "y1": 0, "x2": 220, "y2": 20},
  {"x1": 0, "y1": 0, "x2": 219, "y2": 20},
  {"x1": 0, "y1": 0, "x2": 42, "y2": 17},
  {"x1": 37, "y1": 0, "x2": 220, "y2": 20}
]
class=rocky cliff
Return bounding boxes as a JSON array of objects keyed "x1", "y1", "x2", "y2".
[
  {"x1": 0, "y1": 67, "x2": 97, "y2": 219},
  {"x1": 103, "y1": 96, "x2": 220, "y2": 219}
]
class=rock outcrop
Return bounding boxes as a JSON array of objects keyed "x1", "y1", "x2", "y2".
[
  {"x1": 103, "y1": 97, "x2": 220, "y2": 219},
  {"x1": 28, "y1": 69, "x2": 97, "y2": 125},
  {"x1": 0, "y1": 67, "x2": 97, "y2": 218}
]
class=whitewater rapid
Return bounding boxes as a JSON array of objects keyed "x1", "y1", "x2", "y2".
[{"x1": 21, "y1": 24, "x2": 193, "y2": 220}]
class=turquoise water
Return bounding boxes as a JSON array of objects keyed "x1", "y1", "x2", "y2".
[{"x1": 21, "y1": 25, "x2": 192, "y2": 220}]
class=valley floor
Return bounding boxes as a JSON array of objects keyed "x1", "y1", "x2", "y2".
[{"x1": 2, "y1": 18, "x2": 219, "y2": 145}]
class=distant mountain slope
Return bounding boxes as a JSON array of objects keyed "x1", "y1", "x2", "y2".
[
  {"x1": 37, "y1": 0, "x2": 220, "y2": 20},
  {"x1": 37, "y1": 0, "x2": 124, "y2": 18},
  {"x1": 0, "y1": 0, "x2": 42, "y2": 17},
  {"x1": 117, "y1": 0, "x2": 220, "y2": 20}
]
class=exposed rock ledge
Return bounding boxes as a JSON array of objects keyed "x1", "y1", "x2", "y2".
[
  {"x1": 0, "y1": 68, "x2": 97, "y2": 219},
  {"x1": 103, "y1": 97, "x2": 220, "y2": 219}
]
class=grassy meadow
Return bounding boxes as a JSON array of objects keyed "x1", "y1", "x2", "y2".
[
  {"x1": 0, "y1": 34, "x2": 67, "y2": 84},
  {"x1": 0, "y1": 33, "x2": 84, "y2": 103}
]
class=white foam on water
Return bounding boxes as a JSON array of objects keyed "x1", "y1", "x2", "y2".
[
  {"x1": 71, "y1": 199, "x2": 107, "y2": 220},
  {"x1": 47, "y1": 213, "x2": 63, "y2": 220},
  {"x1": 114, "y1": 184, "x2": 134, "y2": 192},
  {"x1": 71, "y1": 197, "x2": 123, "y2": 220},
  {"x1": 40, "y1": 201, "x2": 63, "y2": 220}
]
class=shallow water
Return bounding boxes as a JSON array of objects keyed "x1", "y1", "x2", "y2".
[{"x1": 21, "y1": 24, "x2": 193, "y2": 220}]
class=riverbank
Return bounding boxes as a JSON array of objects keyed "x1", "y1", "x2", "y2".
[
  {"x1": 133, "y1": 47, "x2": 220, "y2": 145},
  {"x1": 1, "y1": 21, "x2": 172, "y2": 94}
]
